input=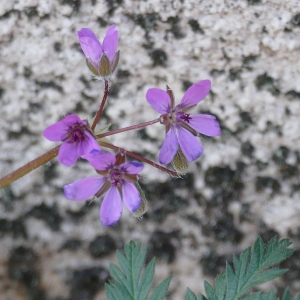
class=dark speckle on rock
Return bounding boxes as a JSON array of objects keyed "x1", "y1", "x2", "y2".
[
  {"x1": 23, "y1": 66, "x2": 32, "y2": 77},
  {"x1": 88, "y1": 235, "x2": 117, "y2": 258},
  {"x1": 182, "y1": 80, "x2": 193, "y2": 91},
  {"x1": 66, "y1": 202, "x2": 96, "y2": 221},
  {"x1": 241, "y1": 141, "x2": 255, "y2": 157},
  {"x1": 150, "y1": 49, "x2": 168, "y2": 67},
  {"x1": 141, "y1": 175, "x2": 194, "y2": 221},
  {"x1": 8, "y1": 246, "x2": 40, "y2": 288},
  {"x1": 105, "y1": 0, "x2": 123, "y2": 15},
  {"x1": 229, "y1": 68, "x2": 242, "y2": 81},
  {"x1": 238, "y1": 111, "x2": 252, "y2": 131},
  {"x1": 272, "y1": 146, "x2": 289, "y2": 165},
  {"x1": 201, "y1": 251, "x2": 229, "y2": 277},
  {"x1": 69, "y1": 266, "x2": 109, "y2": 300},
  {"x1": 28, "y1": 288, "x2": 48, "y2": 300},
  {"x1": 255, "y1": 160, "x2": 268, "y2": 171},
  {"x1": 265, "y1": 121, "x2": 282, "y2": 135},
  {"x1": 24, "y1": 6, "x2": 38, "y2": 18},
  {"x1": 205, "y1": 164, "x2": 245, "y2": 206},
  {"x1": 127, "y1": 13, "x2": 160, "y2": 33},
  {"x1": 97, "y1": 16, "x2": 108, "y2": 27},
  {"x1": 108, "y1": 84, "x2": 120, "y2": 98},
  {"x1": 166, "y1": 16, "x2": 185, "y2": 39},
  {"x1": 210, "y1": 69, "x2": 225, "y2": 77},
  {"x1": 243, "y1": 55, "x2": 257, "y2": 70},
  {"x1": 255, "y1": 73, "x2": 280, "y2": 95},
  {"x1": 148, "y1": 230, "x2": 180, "y2": 263},
  {"x1": 54, "y1": 42, "x2": 62, "y2": 52},
  {"x1": 117, "y1": 69, "x2": 131, "y2": 79},
  {"x1": 61, "y1": 0, "x2": 81, "y2": 13},
  {"x1": 26, "y1": 203, "x2": 62, "y2": 231},
  {"x1": 255, "y1": 176, "x2": 281, "y2": 193},
  {"x1": 279, "y1": 163, "x2": 299, "y2": 180},
  {"x1": 0, "y1": 186, "x2": 19, "y2": 211},
  {"x1": 203, "y1": 212, "x2": 243, "y2": 243},
  {"x1": 188, "y1": 19, "x2": 204, "y2": 34},
  {"x1": 286, "y1": 90, "x2": 300, "y2": 100},
  {"x1": 259, "y1": 221, "x2": 279, "y2": 242},
  {"x1": 44, "y1": 162, "x2": 58, "y2": 181},
  {"x1": 0, "y1": 218, "x2": 27, "y2": 238},
  {"x1": 291, "y1": 13, "x2": 300, "y2": 26},
  {"x1": 247, "y1": 0, "x2": 261, "y2": 4},
  {"x1": 36, "y1": 80, "x2": 63, "y2": 93},
  {"x1": 61, "y1": 239, "x2": 82, "y2": 251},
  {"x1": 282, "y1": 249, "x2": 300, "y2": 282},
  {"x1": 136, "y1": 128, "x2": 157, "y2": 142}
]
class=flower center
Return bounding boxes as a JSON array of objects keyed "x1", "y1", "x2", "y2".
[
  {"x1": 180, "y1": 113, "x2": 192, "y2": 123},
  {"x1": 109, "y1": 168, "x2": 123, "y2": 186},
  {"x1": 67, "y1": 125, "x2": 87, "y2": 144}
]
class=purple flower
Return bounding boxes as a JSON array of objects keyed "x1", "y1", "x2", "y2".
[
  {"x1": 43, "y1": 114, "x2": 101, "y2": 167},
  {"x1": 64, "y1": 150, "x2": 144, "y2": 226},
  {"x1": 146, "y1": 80, "x2": 221, "y2": 165},
  {"x1": 78, "y1": 25, "x2": 119, "y2": 77}
]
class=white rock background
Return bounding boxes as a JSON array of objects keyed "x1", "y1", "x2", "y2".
[{"x1": 0, "y1": 0, "x2": 300, "y2": 299}]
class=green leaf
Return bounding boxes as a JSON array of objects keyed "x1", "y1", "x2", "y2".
[
  {"x1": 105, "y1": 282, "x2": 125, "y2": 300},
  {"x1": 204, "y1": 281, "x2": 218, "y2": 300},
  {"x1": 105, "y1": 241, "x2": 172, "y2": 300},
  {"x1": 185, "y1": 288, "x2": 198, "y2": 300},
  {"x1": 283, "y1": 288, "x2": 291, "y2": 300},
  {"x1": 242, "y1": 291, "x2": 262, "y2": 300},
  {"x1": 215, "y1": 271, "x2": 226, "y2": 300},
  {"x1": 188, "y1": 236, "x2": 294, "y2": 300},
  {"x1": 149, "y1": 276, "x2": 172, "y2": 300},
  {"x1": 136, "y1": 258, "x2": 155, "y2": 299}
]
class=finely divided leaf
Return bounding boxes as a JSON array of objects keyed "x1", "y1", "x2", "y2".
[
  {"x1": 106, "y1": 241, "x2": 172, "y2": 300},
  {"x1": 148, "y1": 276, "x2": 172, "y2": 300},
  {"x1": 187, "y1": 236, "x2": 294, "y2": 300}
]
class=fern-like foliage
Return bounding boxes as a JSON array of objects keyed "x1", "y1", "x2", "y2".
[
  {"x1": 186, "y1": 236, "x2": 294, "y2": 300},
  {"x1": 105, "y1": 241, "x2": 172, "y2": 300}
]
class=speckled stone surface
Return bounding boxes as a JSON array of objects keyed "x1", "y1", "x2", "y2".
[{"x1": 0, "y1": 0, "x2": 300, "y2": 299}]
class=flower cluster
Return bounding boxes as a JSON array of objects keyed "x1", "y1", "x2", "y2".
[{"x1": 42, "y1": 25, "x2": 221, "y2": 226}]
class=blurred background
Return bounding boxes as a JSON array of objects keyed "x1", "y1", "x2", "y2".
[{"x1": 0, "y1": 0, "x2": 300, "y2": 299}]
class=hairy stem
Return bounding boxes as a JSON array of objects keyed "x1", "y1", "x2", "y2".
[
  {"x1": 100, "y1": 142, "x2": 179, "y2": 177},
  {"x1": 0, "y1": 145, "x2": 60, "y2": 190},
  {"x1": 96, "y1": 118, "x2": 160, "y2": 138},
  {"x1": 91, "y1": 79, "x2": 109, "y2": 131}
]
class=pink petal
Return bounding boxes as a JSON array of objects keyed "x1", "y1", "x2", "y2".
[
  {"x1": 158, "y1": 126, "x2": 178, "y2": 165},
  {"x1": 179, "y1": 80, "x2": 211, "y2": 108},
  {"x1": 120, "y1": 161, "x2": 144, "y2": 174},
  {"x1": 100, "y1": 186, "x2": 123, "y2": 226},
  {"x1": 78, "y1": 28, "x2": 101, "y2": 42},
  {"x1": 82, "y1": 150, "x2": 115, "y2": 171},
  {"x1": 177, "y1": 126, "x2": 203, "y2": 162},
  {"x1": 106, "y1": 24, "x2": 116, "y2": 36},
  {"x1": 122, "y1": 181, "x2": 141, "y2": 212},
  {"x1": 102, "y1": 25, "x2": 118, "y2": 62},
  {"x1": 189, "y1": 114, "x2": 221, "y2": 136},
  {"x1": 43, "y1": 120, "x2": 69, "y2": 141},
  {"x1": 58, "y1": 141, "x2": 79, "y2": 167},
  {"x1": 64, "y1": 177, "x2": 106, "y2": 201},
  {"x1": 78, "y1": 28, "x2": 102, "y2": 68},
  {"x1": 63, "y1": 114, "x2": 85, "y2": 126},
  {"x1": 77, "y1": 132, "x2": 101, "y2": 157},
  {"x1": 146, "y1": 88, "x2": 172, "y2": 114}
]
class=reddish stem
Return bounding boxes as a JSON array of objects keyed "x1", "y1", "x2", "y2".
[
  {"x1": 100, "y1": 141, "x2": 179, "y2": 177},
  {"x1": 0, "y1": 145, "x2": 60, "y2": 189},
  {"x1": 91, "y1": 79, "x2": 109, "y2": 131},
  {"x1": 96, "y1": 118, "x2": 160, "y2": 138}
]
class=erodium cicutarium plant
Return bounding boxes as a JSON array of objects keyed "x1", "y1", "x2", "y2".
[{"x1": 0, "y1": 25, "x2": 221, "y2": 226}]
